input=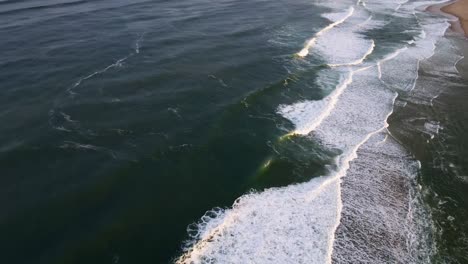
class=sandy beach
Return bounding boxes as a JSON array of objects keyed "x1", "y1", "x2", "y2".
[{"x1": 442, "y1": 0, "x2": 468, "y2": 36}]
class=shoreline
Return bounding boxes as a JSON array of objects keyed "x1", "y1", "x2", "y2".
[
  {"x1": 440, "y1": 0, "x2": 468, "y2": 37},
  {"x1": 426, "y1": 1, "x2": 465, "y2": 36}
]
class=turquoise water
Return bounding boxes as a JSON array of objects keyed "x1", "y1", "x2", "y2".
[{"x1": 1, "y1": 0, "x2": 467, "y2": 263}]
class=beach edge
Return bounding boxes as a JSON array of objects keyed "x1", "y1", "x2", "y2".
[{"x1": 441, "y1": 0, "x2": 468, "y2": 37}]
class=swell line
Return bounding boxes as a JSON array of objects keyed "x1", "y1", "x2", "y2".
[
  {"x1": 67, "y1": 56, "x2": 130, "y2": 96},
  {"x1": 328, "y1": 39, "x2": 375, "y2": 67},
  {"x1": 278, "y1": 69, "x2": 354, "y2": 136},
  {"x1": 376, "y1": 47, "x2": 409, "y2": 79},
  {"x1": 297, "y1": 7, "x2": 355, "y2": 58}
]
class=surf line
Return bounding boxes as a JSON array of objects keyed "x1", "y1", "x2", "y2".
[
  {"x1": 278, "y1": 69, "x2": 354, "y2": 138},
  {"x1": 376, "y1": 46, "x2": 408, "y2": 79},
  {"x1": 297, "y1": 7, "x2": 355, "y2": 58},
  {"x1": 328, "y1": 40, "x2": 375, "y2": 67},
  {"x1": 176, "y1": 117, "x2": 391, "y2": 264}
]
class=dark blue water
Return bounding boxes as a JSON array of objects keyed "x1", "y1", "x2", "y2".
[
  {"x1": 0, "y1": 0, "x2": 335, "y2": 263},
  {"x1": 1, "y1": 0, "x2": 468, "y2": 263}
]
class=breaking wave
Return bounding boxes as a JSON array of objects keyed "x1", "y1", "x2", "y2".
[{"x1": 177, "y1": 0, "x2": 453, "y2": 263}]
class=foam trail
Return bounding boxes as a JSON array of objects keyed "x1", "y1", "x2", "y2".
[
  {"x1": 297, "y1": 7, "x2": 355, "y2": 58},
  {"x1": 328, "y1": 40, "x2": 375, "y2": 67},
  {"x1": 274, "y1": 63, "x2": 425, "y2": 262},
  {"x1": 377, "y1": 47, "x2": 409, "y2": 79},
  {"x1": 135, "y1": 33, "x2": 145, "y2": 54},
  {"x1": 278, "y1": 70, "x2": 353, "y2": 135},
  {"x1": 313, "y1": 27, "x2": 375, "y2": 66},
  {"x1": 379, "y1": 20, "x2": 450, "y2": 93},
  {"x1": 332, "y1": 132, "x2": 434, "y2": 263},
  {"x1": 66, "y1": 32, "x2": 149, "y2": 96},
  {"x1": 395, "y1": 0, "x2": 410, "y2": 12},
  {"x1": 67, "y1": 56, "x2": 129, "y2": 95}
]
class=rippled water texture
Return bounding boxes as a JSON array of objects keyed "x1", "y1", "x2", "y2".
[{"x1": 1, "y1": 0, "x2": 467, "y2": 263}]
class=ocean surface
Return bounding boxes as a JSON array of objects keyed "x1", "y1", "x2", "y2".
[{"x1": 1, "y1": 0, "x2": 467, "y2": 263}]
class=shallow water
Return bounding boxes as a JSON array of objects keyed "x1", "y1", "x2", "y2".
[{"x1": 1, "y1": 0, "x2": 467, "y2": 263}]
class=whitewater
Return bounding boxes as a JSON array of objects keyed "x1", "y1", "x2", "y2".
[{"x1": 177, "y1": 0, "x2": 454, "y2": 263}]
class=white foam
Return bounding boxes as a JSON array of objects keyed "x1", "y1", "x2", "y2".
[
  {"x1": 380, "y1": 20, "x2": 449, "y2": 93},
  {"x1": 135, "y1": 33, "x2": 145, "y2": 54},
  {"x1": 177, "y1": 176, "x2": 341, "y2": 264},
  {"x1": 178, "y1": 0, "x2": 453, "y2": 262},
  {"x1": 332, "y1": 132, "x2": 434, "y2": 263},
  {"x1": 377, "y1": 47, "x2": 409, "y2": 79},
  {"x1": 278, "y1": 70, "x2": 353, "y2": 135},
  {"x1": 60, "y1": 141, "x2": 117, "y2": 158},
  {"x1": 297, "y1": 7, "x2": 355, "y2": 58},
  {"x1": 179, "y1": 64, "x2": 397, "y2": 263},
  {"x1": 312, "y1": 66, "x2": 395, "y2": 149},
  {"x1": 302, "y1": 7, "x2": 376, "y2": 66},
  {"x1": 68, "y1": 56, "x2": 129, "y2": 96},
  {"x1": 66, "y1": 32, "x2": 148, "y2": 96},
  {"x1": 328, "y1": 39, "x2": 375, "y2": 67},
  {"x1": 178, "y1": 90, "x2": 393, "y2": 263}
]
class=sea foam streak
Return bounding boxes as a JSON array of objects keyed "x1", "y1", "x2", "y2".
[
  {"x1": 67, "y1": 56, "x2": 129, "y2": 96},
  {"x1": 67, "y1": 34, "x2": 144, "y2": 96},
  {"x1": 297, "y1": 7, "x2": 354, "y2": 57}
]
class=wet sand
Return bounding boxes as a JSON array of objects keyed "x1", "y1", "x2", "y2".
[
  {"x1": 427, "y1": 1, "x2": 465, "y2": 35},
  {"x1": 442, "y1": 0, "x2": 468, "y2": 36}
]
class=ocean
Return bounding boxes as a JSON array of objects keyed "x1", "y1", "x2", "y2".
[{"x1": 1, "y1": 0, "x2": 467, "y2": 263}]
